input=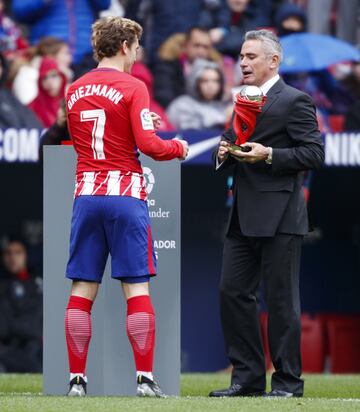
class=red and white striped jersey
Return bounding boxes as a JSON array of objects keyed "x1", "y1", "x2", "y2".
[{"x1": 66, "y1": 68, "x2": 183, "y2": 200}]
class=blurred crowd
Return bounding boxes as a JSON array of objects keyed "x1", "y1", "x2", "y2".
[
  {"x1": 0, "y1": 237, "x2": 42, "y2": 372},
  {"x1": 0, "y1": 0, "x2": 360, "y2": 372},
  {"x1": 0, "y1": 0, "x2": 359, "y2": 136}
]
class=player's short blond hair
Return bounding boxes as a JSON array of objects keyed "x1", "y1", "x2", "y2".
[{"x1": 92, "y1": 17, "x2": 143, "y2": 61}]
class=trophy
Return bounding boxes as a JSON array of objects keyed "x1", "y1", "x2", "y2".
[
  {"x1": 239, "y1": 85, "x2": 263, "y2": 102},
  {"x1": 228, "y1": 85, "x2": 264, "y2": 155}
]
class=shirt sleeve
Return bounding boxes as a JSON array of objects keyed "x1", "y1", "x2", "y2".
[{"x1": 129, "y1": 81, "x2": 183, "y2": 161}]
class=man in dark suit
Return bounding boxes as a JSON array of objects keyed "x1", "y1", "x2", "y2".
[{"x1": 209, "y1": 29, "x2": 324, "y2": 398}]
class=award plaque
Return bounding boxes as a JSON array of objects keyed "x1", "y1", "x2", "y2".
[{"x1": 228, "y1": 144, "x2": 251, "y2": 154}]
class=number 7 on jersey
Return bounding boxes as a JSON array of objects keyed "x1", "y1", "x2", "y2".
[{"x1": 80, "y1": 109, "x2": 106, "y2": 160}]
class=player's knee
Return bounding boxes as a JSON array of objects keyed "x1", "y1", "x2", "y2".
[
  {"x1": 122, "y1": 281, "x2": 149, "y2": 300},
  {"x1": 71, "y1": 281, "x2": 98, "y2": 301}
]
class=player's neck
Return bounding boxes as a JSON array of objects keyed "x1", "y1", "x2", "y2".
[{"x1": 97, "y1": 57, "x2": 126, "y2": 73}]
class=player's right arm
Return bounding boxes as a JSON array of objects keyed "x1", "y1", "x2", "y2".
[{"x1": 129, "y1": 81, "x2": 188, "y2": 161}]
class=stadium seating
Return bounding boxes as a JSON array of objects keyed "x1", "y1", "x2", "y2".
[
  {"x1": 325, "y1": 314, "x2": 360, "y2": 373},
  {"x1": 301, "y1": 314, "x2": 326, "y2": 372},
  {"x1": 260, "y1": 313, "x2": 360, "y2": 373},
  {"x1": 328, "y1": 115, "x2": 345, "y2": 133}
]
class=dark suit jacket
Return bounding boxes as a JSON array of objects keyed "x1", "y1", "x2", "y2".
[{"x1": 217, "y1": 79, "x2": 325, "y2": 237}]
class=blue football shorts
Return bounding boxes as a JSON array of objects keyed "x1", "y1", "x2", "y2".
[{"x1": 65, "y1": 195, "x2": 157, "y2": 284}]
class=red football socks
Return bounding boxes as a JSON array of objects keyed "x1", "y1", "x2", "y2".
[
  {"x1": 65, "y1": 294, "x2": 155, "y2": 376},
  {"x1": 126, "y1": 295, "x2": 155, "y2": 373},
  {"x1": 65, "y1": 295, "x2": 93, "y2": 374}
]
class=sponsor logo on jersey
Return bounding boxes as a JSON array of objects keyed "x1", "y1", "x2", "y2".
[{"x1": 140, "y1": 109, "x2": 154, "y2": 130}]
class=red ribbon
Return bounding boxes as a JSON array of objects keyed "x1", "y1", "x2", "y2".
[{"x1": 233, "y1": 94, "x2": 266, "y2": 145}]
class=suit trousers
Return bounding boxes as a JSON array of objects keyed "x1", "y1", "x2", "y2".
[{"x1": 219, "y1": 209, "x2": 304, "y2": 395}]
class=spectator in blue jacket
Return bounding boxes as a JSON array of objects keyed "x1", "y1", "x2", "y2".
[
  {"x1": 276, "y1": 3, "x2": 354, "y2": 117},
  {"x1": 11, "y1": 0, "x2": 110, "y2": 65},
  {"x1": 275, "y1": 2, "x2": 307, "y2": 37},
  {"x1": 215, "y1": 0, "x2": 272, "y2": 58},
  {"x1": 125, "y1": 0, "x2": 230, "y2": 65}
]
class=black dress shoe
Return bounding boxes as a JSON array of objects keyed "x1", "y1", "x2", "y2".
[
  {"x1": 209, "y1": 383, "x2": 265, "y2": 397},
  {"x1": 266, "y1": 389, "x2": 303, "y2": 398}
]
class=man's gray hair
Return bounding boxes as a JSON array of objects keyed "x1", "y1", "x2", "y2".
[{"x1": 244, "y1": 29, "x2": 283, "y2": 62}]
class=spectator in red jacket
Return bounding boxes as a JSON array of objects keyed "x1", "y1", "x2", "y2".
[
  {"x1": 12, "y1": 37, "x2": 72, "y2": 105},
  {"x1": 28, "y1": 57, "x2": 67, "y2": 127}
]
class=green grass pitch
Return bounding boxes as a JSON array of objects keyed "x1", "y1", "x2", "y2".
[{"x1": 0, "y1": 373, "x2": 360, "y2": 411}]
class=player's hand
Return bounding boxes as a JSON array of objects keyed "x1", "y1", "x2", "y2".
[
  {"x1": 150, "y1": 112, "x2": 161, "y2": 130},
  {"x1": 232, "y1": 142, "x2": 270, "y2": 163},
  {"x1": 218, "y1": 140, "x2": 230, "y2": 163},
  {"x1": 174, "y1": 138, "x2": 189, "y2": 160}
]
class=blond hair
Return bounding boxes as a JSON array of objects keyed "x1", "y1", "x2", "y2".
[{"x1": 92, "y1": 17, "x2": 143, "y2": 61}]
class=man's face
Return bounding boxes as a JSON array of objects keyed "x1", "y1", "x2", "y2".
[
  {"x1": 2, "y1": 242, "x2": 27, "y2": 274},
  {"x1": 186, "y1": 30, "x2": 212, "y2": 62},
  {"x1": 227, "y1": 0, "x2": 249, "y2": 13},
  {"x1": 198, "y1": 69, "x2": 221, "y2": 101},
  {"x1": 125, "y1": 37, "x2": 139, "y2": 73},
  {"x1": 41, "y1": 69, "x2": 63, "y2": 96},
  {"x1": 240, "y1": 39, "x2": 278, "y2": 86},
  {"x1": 282, "y1": 16, "x2": 304, "y2": 33},
  {"x1": 55, "y1": 45, "x2": 72, "y2": 70}
]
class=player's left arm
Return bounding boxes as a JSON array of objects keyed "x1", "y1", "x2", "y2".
[{"x1": 129, "y1": 82, "x2": 184, "y2": 161}]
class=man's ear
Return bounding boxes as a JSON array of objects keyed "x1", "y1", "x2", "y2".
[
  {"x1": 120, "y1": 40, "x2": 128, "y2": 55},
  {"x1": 270, "y1": 54, "x2": 280, "y2": 69}
]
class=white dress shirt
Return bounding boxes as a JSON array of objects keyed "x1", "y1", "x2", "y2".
[{"x1": 259, "y1": 74, "x2": 280, "y2": 96}]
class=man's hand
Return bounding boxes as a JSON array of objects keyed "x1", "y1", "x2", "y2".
[
  {"x1": 230, "y1": 142, "x2": 270, "y2": 163},
  {"x1": 218, "y1": 140, "x2": 230, "y2": 163},
  {"x1": 150, "y1": 112, "x2": 161, "y2": 130},
  {"x1": 174, "y1": 138, "x2": 189, "y2": 160}
]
